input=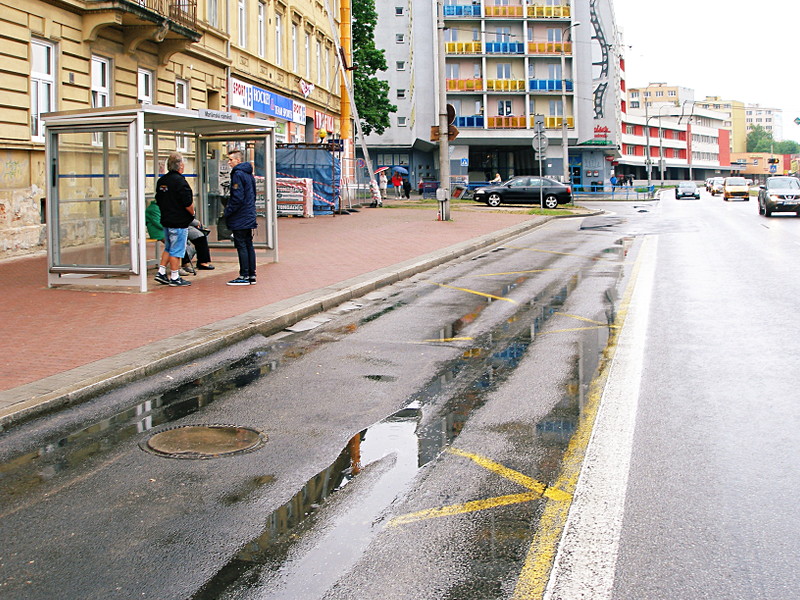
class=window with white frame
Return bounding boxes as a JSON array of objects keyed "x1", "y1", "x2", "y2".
[
  {"x1": 31, "y1": 39, "x2": 55, "y2": 140},
  {"x1": 396, "y1": 33, "x2": 405, "y2": 43},
  {"x1": 547, "y1": 63, "x2": 561, "y2": 80},
  {"x1": 473, "y1": 62, "x2": 481, "y2": 78},
  {"x1": 208, "y1": 0, "x2": 218, "y2": 28},
  {"x1": 397, "y1": 89, "x2": 406, "y2": 99},
  {"x1": 494, "y1": 27, "x2": 511, "y2": 43},
  {"x1": 496, "y1": 63, "x2": 511, "y2": 79},
  {"x1": 473, "y1": 28, "x2": 480, "y2": 41},
  {"x1": 547, "y1": 28, "x2": 562, "y2": 43},
  {"x1": 325, "y1": 46, "x2": 330, "y2": 88},
  {"x1": 316, "y1": 39, "x2": 322, "y2": 84},
  {"x1": 258, "y1": 3, "x2": 266, "y2": 57},
  {"x1": 549, "y1": 99, "x2": 563, "y2": 116},
  {"x1": 445, "y1": 28, "x2": 457, "y2": 42},
  {"x1": 138, "y1": 68, "x2": 154, "y2": 148},
  {"x1": 396, "y1": 61, "x2": 406, "y2": 70},
  {"x1": 175, "y1": 79, "x2": 189, "y2": 151},
  {"x1": 292, "y1": 23, "x2": 298, "y2": 71},
  {"x1": 498, "y1": 100, "x2": 512, "y2": 116},
  {"x1": 446, "y1": 63, "x2": 460, "y2": 79},
  {"x1": 238, "y1": 0, "x2": 247, "y2": 47},
  {"x1": 395, "y1": 6, "x2": 404, "y2": 15},
  {"x1": 91, "y1": 56, "x2": 110, "y2": 145},
  {"x1": 305, "y1": 32, "x2": 311, "y2": 79},
  {"x1": 275, "y1": 13, "x2": 283, "y2": 65},
  {"x1": 398, "y1": 116, "x2": 407, "y2": 126}
]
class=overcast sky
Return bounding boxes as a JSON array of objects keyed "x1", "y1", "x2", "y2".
[{"x1": 612, "y1": 0, "x2": 800, "y2": 142}]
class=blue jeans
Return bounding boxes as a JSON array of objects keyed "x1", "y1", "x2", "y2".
[
  {"x1": 232, "y1": 229, "x2": 256, "y2": 278},
  {"x1": 163, "y1": 227, "x2": 188, "y2": 258}
]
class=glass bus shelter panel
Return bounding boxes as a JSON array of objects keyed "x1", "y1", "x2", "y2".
[
  {"x1": 52, "y1": 128, "x2": 132, "y2": 270},
  {"x1": 147, "y1": 134, "x2": 198, "y2": 201}
]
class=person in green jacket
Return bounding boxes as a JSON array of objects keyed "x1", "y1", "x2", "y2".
[{"x1": 145, "y1": 199, "x2": 164, "y2": 241}]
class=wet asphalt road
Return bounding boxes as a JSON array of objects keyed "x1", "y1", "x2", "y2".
[
  {"x1": 10, "y1": 192, "x2": 797, "y2": 600},
  {"x1": 0, "y1": 206, "x2": 639, "y2": 599}
]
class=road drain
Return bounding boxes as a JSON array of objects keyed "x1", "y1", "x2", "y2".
[{"x1": 142, "y1": 424, "x2": 267, "y2": 459}]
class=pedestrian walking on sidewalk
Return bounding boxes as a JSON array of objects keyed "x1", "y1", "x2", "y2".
[
  {"x1": 154, "y1": 152, "x2": 194, "y2": 287},
  {"x1": 392, "y1": 172, "x2": 403, "y2": 197},
  {"x1": 225, "y1": 149, "x2": 258, "y2": 286},
  {"x1": 379, "y1": 171, "x2": 388, "y2": 200},
  {"x1": 402, "y1": 177, "x2": 411, "y2": 199}
]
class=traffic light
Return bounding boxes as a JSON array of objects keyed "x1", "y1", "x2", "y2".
[{"x1": 768, "y1": 157, "x2": 780, "y2": 164}]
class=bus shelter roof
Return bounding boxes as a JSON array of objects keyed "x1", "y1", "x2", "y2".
[{"x1": 43, "y1": 104, "x2": 276, "y2": 136}]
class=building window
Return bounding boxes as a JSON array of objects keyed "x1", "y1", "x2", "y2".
[
  {"x1": 398, "y1": 116, "x2": 407, "y2": 126},
  {"x1": 291, "y1": 22, "x2": 298, "y2": 70},
  {"x1": 549, "y1": 99, "x2": 563, "y2": 116},
  {"x1": 498, "y1": 100, "x2": 512, "y2": 116},
  {"x1": 31, "y1": 39, "x2": 55, "y2": 141},
  {"x1": 305, "y1": 32, "x2": 311, "y2": 79},
  {"x1": 208, "y1": 0, "x2": 218, "y2": 27},
  {"x1": 496, "y1": 63, "x2": 511, "y2": 79},
  {"x1": 397, "y1": 89, "x2": 406, "y2": 99},
  {"x1": 630, "y1": 91, "x2": 639, "y2": 98},
  {"x1": 445, "y1": 28, "x2": 457, "y2": 42},
  {"x1": 275, "y1": 13, "x2": 283, "y2": 65},
  {"x1": 547, "y1": 63, "x2": 561, "y2": 80},
  {"x1": 396, "y1": 33, "x2": 405, "y2": 43},
  {"x1": 626, "y1": 125, "x2": 634, "y2": 134},
  {"x1": 138, "y1": 68, "x2": 154, "y2": 148},
  {"x1": 325, "y1": 45, "x2": 331, "y2": 88},
  {"x1": 655, "y1": 91, "x2": 663, "y2": 97},
  {"x1": 547, "y1": 28, "x2": 562, "y2": 43},
  {"x1": 316, "y1": 39, "x2": 322, "y2": 84},
  {"x1": 495, "y1": 27, "x2": 511, "y2": 43},
  {"x1": 446, "y1": 63, "x2": 460, "y2": 79},
  {"x1": 395, "y1": 6, "x2": 404, "y2": 15},
  {"x1": 175, "y1": 79, "x2": 189, "y2": 151},
  {"x1": 258, "y1": 3, "x2": 266, "y2": 57},
  {"x1": 238, "y1": 0, "x2": 247, "y2": 47},
  {"x1": 396, "y1": 61, "x2": 406, "y2": 71},
  {"x1": 668, "y1": 90, "x2": 676, "y2": 96}
]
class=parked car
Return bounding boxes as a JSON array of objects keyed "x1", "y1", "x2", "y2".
[
  {"x1": 723, "y1": 176, "x2": 750, "y2": 201},
  {"x1": 758, "y1": 176, "x2": 800, "y2": 217},
  {"x1": 472, "y1": 176, "x2": 572, "y2": 209},
  {"x1": 675, "y1": 181, "x2": 700, "y2": 199},
  {"x1": 709, "y1": 177, "x2": 725, "y2": 195}
]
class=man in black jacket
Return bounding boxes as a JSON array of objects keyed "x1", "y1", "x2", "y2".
[
  {"x1": 154, "y1": 152, "x2": 194, "y2": 287},
  {"x1": 224, "y1": 149, "x2": 258, "y2": 286}
]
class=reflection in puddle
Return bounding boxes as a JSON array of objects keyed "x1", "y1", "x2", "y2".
[{"x1": 193, "y1": 271, "x2": 619, "y2": 599}]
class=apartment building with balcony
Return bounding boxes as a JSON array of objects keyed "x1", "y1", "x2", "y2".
[
  {"x1": 367, "y1": 0, "x2": 623, "y2": 190},
  {"x1": 696, "y1": 96, "x2": 746, "y2": 154},
  {"x1": 0, "y1": 0, "x2": 343, "y2": 258},
  {"x1": 745, "y1": 104, "x2": 783, "y2": 141}
]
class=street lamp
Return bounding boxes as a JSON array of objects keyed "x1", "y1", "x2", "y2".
[
  {"x1": 560, "y1": 22, "x2": 580, "y2": 184},
  {"x1": 657, "y1": 103, "x2": 674, "y2": 186}
]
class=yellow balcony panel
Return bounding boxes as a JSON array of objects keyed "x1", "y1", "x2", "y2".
[
  {"x1": 486, "y1": 79, "x2": 526, "y2": 92},
  {"x1": 484, "y1": 5, "x2": 524, "y2": 17},
  {"x1": 543, "y1": 116, "x2": 575, "y2": 129},
  {"x1": 527, "y1": 5, "x2": 571, "y2": 18},
  {"x1": 488, "y1": 116, "x2": 527, "y2": 129},
  {"x1": 445, "y1": 41, "x2": 483, "y2": 54},
  {"x1": 447, "y1": 78, "x2": 484, "y2": 91},
  {"x1": 527, "y1": 41, "x2": 572, "y2": 55}
]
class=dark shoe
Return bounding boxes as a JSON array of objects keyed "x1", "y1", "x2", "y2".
[
  {"x1": 227, "y1": 277, "x2": 251, "y2": 286},
  {"x1": 168, "y1": 277, "x2": 192, "y2": 287},
  {"x1": 154, "y1": 272, "x2": 170, "y2": 285},
  {"x1": 197, "y1": 264, "x2": 215, "y2": 270},
  {"x1": 249, "y1": 276, "x2": 256, "y2": 284}
]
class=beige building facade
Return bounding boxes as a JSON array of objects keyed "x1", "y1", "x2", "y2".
[
  {"x1": 696, "y1": 96, "x2": 746, "y2": 154},
  {"x1": 0, "y1": 0, "x2": 343, "y2": 258}
]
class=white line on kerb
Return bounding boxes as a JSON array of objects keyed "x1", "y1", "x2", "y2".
[{"x1": 543, "y1": 235, "x2": 657, "y2": 600}]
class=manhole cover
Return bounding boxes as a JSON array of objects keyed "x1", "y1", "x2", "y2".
[{"x1": 143, "y1": 425, "x2": 267, "y2": 459}]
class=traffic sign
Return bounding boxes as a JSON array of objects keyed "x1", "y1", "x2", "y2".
[
  {"x1": 532, "y1": 134, "x2": 548, "y2": 153},
  {"x1": 795, "y1": 117, "x2": 800, "y2": 126},
  {"x1": 770, "y1": 164, "x2": 777, "y2": 173}
]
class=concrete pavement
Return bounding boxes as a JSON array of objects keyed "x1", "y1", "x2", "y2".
[{"x1": 0, "y1": 202, "x2": 579, "y2": 429}]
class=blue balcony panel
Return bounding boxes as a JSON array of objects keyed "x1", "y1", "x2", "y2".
[
  {"x1": 455, "y1": 115, "x2": 485, "y2": 128},
  {"x1": 443, "y1": 5, "x2": 482, "y2": 17},
  {"x1": 528, "y1": 79, "x2": 573, "y2": 91},
  {"x1": 485, "y1": 41, "x2": 525, "y2": 54}
]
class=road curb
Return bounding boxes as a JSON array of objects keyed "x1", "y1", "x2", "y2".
[{"x1": 0, "y1": 211, "x2": 602, "y2": 429}]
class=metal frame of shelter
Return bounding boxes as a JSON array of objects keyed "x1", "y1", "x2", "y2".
[{"x1": 43, "y1": 104, "x2": 277, "y2": 292}]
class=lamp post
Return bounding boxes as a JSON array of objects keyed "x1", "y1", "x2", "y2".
[
  {"x1": 560, "y1": 22, "x2": 580, "y2": 184},
  {"x1": 657, "y1": 103, "x2": 673, "y2": 186},
  {"x1": 436, "y1": 0, "x2": 451, "y2": 220}
]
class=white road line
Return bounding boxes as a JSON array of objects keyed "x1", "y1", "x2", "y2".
[{"x1": 543, "y1": 235, "x2": 657, "y2": 600}]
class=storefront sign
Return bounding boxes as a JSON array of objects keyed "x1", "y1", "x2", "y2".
[{"x1": 230, "y1": 77, "x2": 306, "y2": 124}]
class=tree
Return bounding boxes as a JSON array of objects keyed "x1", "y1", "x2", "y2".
[
  {"x1": 352, "y1": 0, "x2": 397, "y2": 136},
  {"x1": 747, "y1": 125, "x2": 773, "y2": 153}
]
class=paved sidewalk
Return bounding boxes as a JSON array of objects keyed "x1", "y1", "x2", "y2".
[{"x1": 0, "y1": 204, "x2": 559, "y2": 427}]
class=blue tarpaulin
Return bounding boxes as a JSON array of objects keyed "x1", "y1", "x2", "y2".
[{"x1": 276, "y1": 147, "x2": 340, "y2": 215}]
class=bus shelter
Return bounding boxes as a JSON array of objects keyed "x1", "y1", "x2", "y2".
[{"x1": 43, "y1": 104, "x2": 277, "y2": 292}]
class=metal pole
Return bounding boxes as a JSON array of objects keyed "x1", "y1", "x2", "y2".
[
  {"x1": 437, "y1": 0, "x2": 451, "y2": 220},
  {"x1": 644, "y1": 102, "x2": 652, "y2": 189},
  {"x1": 560, "y1": 22, "x2": 579, "y2": 183}
]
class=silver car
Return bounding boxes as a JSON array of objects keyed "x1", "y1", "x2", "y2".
[{"x1": 675, "y1": 181, "x2": 700, "y2": 199}]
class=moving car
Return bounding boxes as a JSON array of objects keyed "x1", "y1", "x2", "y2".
[
  {"x1": 722, "y1": 176, "x2": 750, "y2": 201},
  {"x1": 709, "y1": 177, "x2": 725, "y2": 195},
  {"x1": 675, "y1": 181, "x2": 700, "y2": 199},
  {"x1": 758, "y1": 176, "x2": 800, "y2": 217},
  {"x1": 472, "y1": 176, "x2": 572, "y2": 209}
]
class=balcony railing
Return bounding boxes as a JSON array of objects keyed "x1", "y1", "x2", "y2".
[
  {"x1": 528, "y1": 41, "x2": 571, "y2": 54},
  {"x1": 107, "y1": 0, "x2": 199, "y2": 31},
  {"x1": 455, "y1": 116, "x2": 485, "y2": 128},
  {"x1": 486, "y1": 79, "x2": 525, "y2": 92},
  {"x1": 488, "y1": 116, "x2": 527, "y2": 129},
  {"x1": 443, "y1": 4, "x2": 482, "y2": 17},
  {"x1": 484, "y1": 5, "x2": 524, "y2": 17},
  {"x1": 539, "y1": 116, "x2": 575, "y2": 129},
  {"x1": 445, "y1": 41, "x2": 483, "y2": 54},
  {"x1": 527, "y1": 4, "x2": 571, "y2": 18},
  {"x1": 447, "y1": 78, "x2": 484, "y2": 92},
  {"x1": 529, "y1": 79, "x2": 573, "y2": 91},
  {"x1": 485, "y1": 41, "x2": 525, "y2": 54}
]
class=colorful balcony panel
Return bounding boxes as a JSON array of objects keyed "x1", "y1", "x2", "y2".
[
  {"x1": 527, "y1": 4, "x2": 571, "y2": 18},
  {"x1": 528, "y1": 79, "x2": 573, "y2": 91},
  {"x1": 455, "y1": 116, "x2": 485, "y2": 128},
  {"x1": 527, "y1": 41, "x2": 572, "y2": 54},
  {"x1": 446, "y1": 79, "x2": 485, "y2": 92},
  {"x1": 486, "y1": 79, "x2": 526, "y2": 91},
  {"x1": 484, "y1": 5, "x2": 524, "y2": 17},
  {"x1": 445, "y1": 41, "x2": 483, "y2": 54},
  {"x1": 485, "y1": 41, "x2": 525, "y2": 54},
  {"x1": 443, "y1": 4, "x2": 482, "y2": 16},
  {"x1": 488, "y1": 116, "x2": 527, "y2": 129}
]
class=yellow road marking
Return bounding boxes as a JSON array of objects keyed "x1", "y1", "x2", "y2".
[
  {"x1": 430, "y1": 282, "x2": 517, "y2": 304},
  {"x1": 506, "y1": 246, "x2": 616, "y2": 261},
  {"x1": 511, "y1": 236, "x2": 651, "y2": 599},
  {"x1": 469, "y1": 268, "x2": 560, "y2": 277},
  {"x1": 388, "y1": 492, "x2": 541, "y2": 527},
  {"x1": 554, "y1": 312, "x2": 615, "y2": 327}
]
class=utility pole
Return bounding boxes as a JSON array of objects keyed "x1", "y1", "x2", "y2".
[
  {"x1": 436, "y1": 0, "x2": 451, "y2": 220},
  {"x1": 560, "y1": 22, "x2": 580, "y2": 184}
]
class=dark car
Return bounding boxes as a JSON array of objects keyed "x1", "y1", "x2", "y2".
[
  {"x1": 675, "y1": 181, "x2": 700, "y2": 199},
  {"x1": 472, "y1": 176, "x2": 572, "y2": 209},
  {"x1": 758, "y1": 176, "x2": 800, "y2": 217}
]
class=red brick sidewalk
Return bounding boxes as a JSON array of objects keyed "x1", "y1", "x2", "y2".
[{"x1": 0, "y1": 207, "x2": 536, "y2": 393}]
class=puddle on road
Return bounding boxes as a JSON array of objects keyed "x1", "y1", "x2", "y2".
[{"x1": 190, "y1": 271, "x2": 618, "y2": 599}]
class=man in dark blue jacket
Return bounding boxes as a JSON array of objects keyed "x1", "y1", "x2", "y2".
[{"x1": 224, "y1": 149, "x2": 258, "y2": 285}]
